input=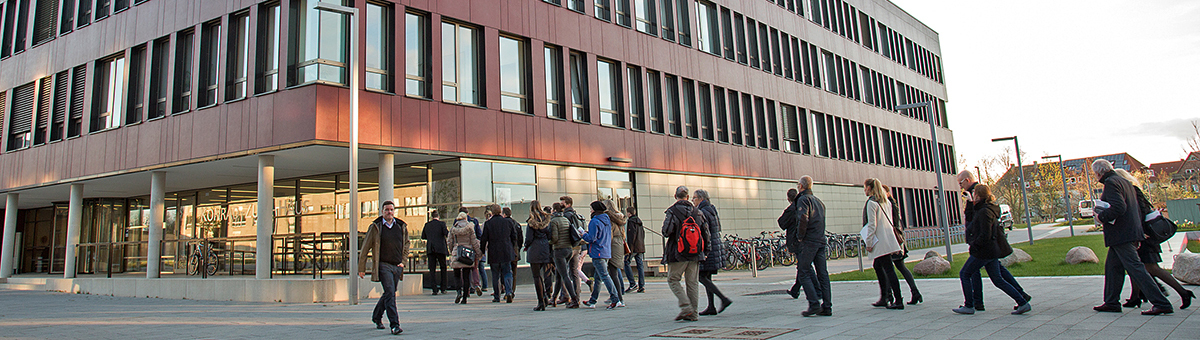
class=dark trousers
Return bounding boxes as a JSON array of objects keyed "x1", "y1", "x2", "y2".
[
  {"x1": 552, "y1": 248, "x2": 578, "y2": 302},
  {"x1": 892, "y1": 255, "x2": 920, "y2": 296},
  {"x1": 428, "y1": 254, "x2": 447, "y2": 292},
  {"x1": 454, "y1": 268, "x2": 471, "y2": 297},
  {"x1": 794, "y1": 246, "x2": 831, "y2": 308},
  {"x1": 873, "y1": 256, "x2": 902, "y2": 302},
  {"x1": 371, "y1": 264, "x2": 402, "y2": 328},
  {"x1": 959, "y1": 256, "x2": 1027, "y2": 308},
  {"x1": 699, "y1": 271, "x2": 728, "y2": 310},
  {"x1": 490, "y1": 262, "x2": 514, "y2": 298},
  {"x1": 1104, "y1": 242, "x2": 1171, "y2": 308},
  {"x1": 624, "y1": 253, "x2": 645, "y2": 288},
  {"x1": 531, "y1": 263, "x2": 550, "y2": 305},
  {"x1": 969, "y1": 263, "x2": 1026, "y2": 306}
]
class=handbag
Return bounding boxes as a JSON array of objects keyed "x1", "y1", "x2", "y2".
[
  {"x1": 453, "y1": 233, "x2": 475, "y2": 265},
  {"x1": 1143, "y1": 216, "x2": 1178, "y2": 244}
]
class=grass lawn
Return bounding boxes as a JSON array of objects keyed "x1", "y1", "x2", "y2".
[
  {"x1": 1055, "y1": 218, "x2": 1093, "y2": 226},
  {"x1": 830, "y1": 234, "x2": 1107, "y2": 281},
  {"x1": 1189, "y1": 241, "x2": 1200, "y2": 254}
]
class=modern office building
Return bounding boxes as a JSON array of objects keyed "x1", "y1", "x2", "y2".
[{"x1": 0, "y1": 0, "x2": 956, "y2": 301}]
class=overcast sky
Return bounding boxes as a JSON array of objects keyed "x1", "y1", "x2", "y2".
[{"x1": 890, "y1": 0, "x2": 1200, "y2": 170}]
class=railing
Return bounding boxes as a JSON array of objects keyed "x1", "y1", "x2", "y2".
[
  {"x1": 272, "y1": 233, "x2": 351, "y2": 279},
  {"x1": 903, "y1": 225, "x2": 966, "y2": 250}
]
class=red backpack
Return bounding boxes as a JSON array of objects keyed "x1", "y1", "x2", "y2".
[{"x1": 677, "y1": 215, "x2": 704, "y2": 255}]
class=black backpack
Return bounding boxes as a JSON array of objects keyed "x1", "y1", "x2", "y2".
[{"x1": 1134, "y1": 187, "x2": 1177, "y2": 243}]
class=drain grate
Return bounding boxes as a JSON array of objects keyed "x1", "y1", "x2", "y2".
[{"x1": 653, "y1": 326, "x2": 798, "y2": 339}]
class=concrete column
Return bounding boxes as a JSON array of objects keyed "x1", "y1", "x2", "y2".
[
  {"x1": 147, "y1": 172, "x2": 166, "y2": 278},
  {"x1": 256, "y1": 155, "x2": 275, "y2": 279},
  {"x1": 1, "y1": 194, "x2": 18, "y2": 279},
  {"x1": 64, "y1": 185, "x2": 84, "y2": 278},
  {"x1": 378, "y1": 153, "x2": 394, "y2": 205}
]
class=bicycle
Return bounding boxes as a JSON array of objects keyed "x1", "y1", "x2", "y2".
[
  {"x1": 825, "y1": 232, "x2": 844, "y2": 260},
  {"x1": 187, "y1": 241, "x2": 218, "y2": 277}
]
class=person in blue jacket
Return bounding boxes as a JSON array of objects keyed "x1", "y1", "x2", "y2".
[{"x1": 582, "y1": 200, "x2": 619, "y2": 310}]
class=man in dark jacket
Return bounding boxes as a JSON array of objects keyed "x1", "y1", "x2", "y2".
[
  {"x1": 957, "y1": 170, "x2": 1028, "y2": 311},
  {"x1": 779, "y1": 188, "x2": 819, "y2": 302},
  {"x1": 502, "y1": 207, "x2": 523, "y2": 296},
  {"x1": 787, "y1": 176, "x2": 832, "y2": 317},
  {"x1": 1091, "y1": 159, "x2": 1173, "y2": 315},
  {"x1": 357, "y1": 201, "x2": 407, "y2": 335},
  {"x1": 421, "y1": 210, "x2": 449, "y2": 295},
  {"x1": 624, "y1": 206, "x2": 646, "y2": 293},
  {"x1": 480, "y1": 204, "x2": 520, "y2": 303},
  {"x1": 662, "y1": 186, "x2": 710, "y2": 321}
]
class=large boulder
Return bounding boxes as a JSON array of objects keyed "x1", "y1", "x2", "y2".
[
  {"x1": 999, "y1": 248, "x2": 1033, "y2": 267},
  {"x1": 1064, "y1": 246, "x2": 1099, "y2": 264},
  {"x1": 1174, "y1": 251, "x2": 1200, "y2": 285},
  {"x1": 913, "y1": 255, "x2": 951, "y2": 275},
  {"x1": 924, "y1": 251, "x2": 941, "y2": 260}
]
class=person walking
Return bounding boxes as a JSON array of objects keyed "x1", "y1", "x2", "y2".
[
  {"x1": 693, "y1": 189, "x2": 732, "y2": 316},
  {"x1": 1086, "y1": 161, "x2": 1173, "y2": 316},
  {"x1": 582, "y1": 200, "x2": 620, "y2": 309},
  {"x1": 956, "y1": 170, "x2": 1029, "y2": 311},
  {"x1": 881, "y1": 185, "x2": 921, "y2": 305},
  {"x1": 953, "y1": 184, "x2": 1032, "y2": 315},
  {"x1": 524, "y1": 201, "x2": 554, "y2": 311},
  {"x1": 560, "y1": 196, "x2": 590, "y2": 295},
  {"x1": 861, "y1": 178, "x2": 905, "y2": 310},
  {"x1": 421, "y1": 210, "x2": 450, "y2": 296},
  {"x1": 662, "y1": 186, "x2": 710, "y2": 322},
  {"x1": 624, "y1": 206, "x2": 646, "y2": 294},
  {"x1": 459, "y1": 207, "x2": 486, "y2": 296},
  {"x1": 448, "y1": 212, "x2": 481, "y2": 304},
  {"x1": 1111, "y1": 169, "x2": 1195, "y2": 310},
  {"x1": 549, "y1": 202, "x2": 581, "y2": 308},
  {"x1": 785, "y1": 177, "x2": 832, "y2": 317},
  {"x1": 780, "y1": 187, "x2": 817, "y2": 301},
  {"x1": 480, "y1": 204, "x2": 520, "y2": 303},
  {"x1": 503, "y1": 207, "x2": 522, "y2": 297},
  {"x1": 604, "y1": 200, "x2": 628, "y2": 307},
  {"x1": 357, "y1": 201, "x2": 408, "y2": 335}
]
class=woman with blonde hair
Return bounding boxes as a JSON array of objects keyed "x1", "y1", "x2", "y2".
[
  {"x1": 861, "y1": 178, "x2": 904, "y2": 310},
  {"x1": 448, "y1": 212, "x2": 481, "y2": 304}
]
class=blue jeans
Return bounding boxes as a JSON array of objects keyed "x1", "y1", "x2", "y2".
[
  {"x1": 959, "y1": 256, "x2": 1027, "y2": 308},
  {"x1": 624, "y1": 253, "x2": 645, "y2": 288},
  {"x1": 970, "y1": 263, "x2": 1026, "y2": 306},
  {"x1": 588, "y1": 258, "x2": 619, "y2": 304},
  {"x1": 490, "y1": 262, "x2": 513, "y2": 297},
  {"x1": 371, "y1": 264, "x2": 402, "y2": 328},
  {"x1": 610, "y1": 261, "x2": 625, "y2": 301}
]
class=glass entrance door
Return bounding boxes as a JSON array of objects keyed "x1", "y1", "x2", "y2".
[{"x1": 596, "y1": 170, "x2": 635, "y2": 213}]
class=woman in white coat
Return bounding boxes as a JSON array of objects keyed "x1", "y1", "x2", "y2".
[{"x1": 861, "y1": 178, "x2": 905, "y2": 310}]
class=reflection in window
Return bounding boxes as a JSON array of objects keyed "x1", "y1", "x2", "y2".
[
  {"x1": 698, "y1": 83, "x2": 713, "y2": 141},
  {"x1": 681, "y1": 78, "x2": 697, "y2": 138},
  {"x1": 92, "y1": 54, "x2": 125, "y2": 132},
  {"x1": 728, "y1": 90, "x2": 741, "y2": 145},
  {"x1": 290, "y1": 0, "x2": 349, "y2": 85},
  {"x1": 365, "y1": 2, "x2": 392, "y2": 92},
  {"x1": 646, "y1": 70, "x2": 663, "y2": 133},
  {"x1": 405, "y1": 12, "x2": 429, "y2": 97},
  {"x1": 713, "y1": 86, "x2": 727, "y2": 143},
  {"x1": 173, "y1": 29, "x2": 194, "y2": 114},
  {"x1": 614, "y1": 0, "x2": 631, "y2": 27},
  {"x1": 569, "y1": 51, "x2": 589, "y2": 122},
  {"x1": 598, "y1": 59, "x2": 622, "y2": 127},
  {"x1": 126, "y1": 45, "x2": 145, "y2": 124},
  {"x1": 544, "y1": 45, "x2": 564, "y2": 119},
  {"x1": 442, "y1": 21, "x2": 480, "y2": 105},
  {"x1": 255, "y1": 2, "x2": 281, "y2": 94},
  {"x1": 633, "y1": 0, "x2": 656, "y2": 35},
  {"x1": 674, "y1": 0, "x2": 690, "y2": 46},
  {"x1": 499, "y1": 35, "x2": 528, "y2": 113},
  {"x1": 627, "y1": 65, "x2": 644, "y2": 131},
  {"x1": 226, "y1": 12, "x2": 250, "y2": 100},
  {"x1": 149, "y1": 37, "x2": 169, "y2": 119},
  {"x1": 664, "y1": 74, "x2": 680, "y2": 136},
  {"x1": 659, "y1": 0, "x2": 674, "y2": 41},
  {"x1": 696, "y1": 0, "x2": 718, "y2": 55},
  {"x1": 198, "y1": 21, "x2": 221, "y2": 107},
  {"x1": 594, "y1": 0, "x2": 610, "y2": 22}
]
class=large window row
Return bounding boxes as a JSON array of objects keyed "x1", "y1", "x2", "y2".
[
  {"x1": 891, "y1": 186, "x2": 963, "y2": 228},
  {"x1": 870, "y1": 21, "x2": 943, "y2": 83},
  {"x1": 879, "y1": 128, "x2": 956, "y2": 175},
  {"x1": 542, "y1": 0, "x2": 691, "y2": 48},
  {"x1": 0, "y1": 0, "x2": 148, "y2": 59}
]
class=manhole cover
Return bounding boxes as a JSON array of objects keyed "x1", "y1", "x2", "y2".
[
  {"x1": 653, "y1": 326, "x2": 798, "y2": 339},
  {"x1": 743, "y1": 289, "x2": 790, "y2": 296}
]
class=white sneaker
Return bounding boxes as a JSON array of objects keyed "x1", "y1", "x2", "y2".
[
  {"x1": 582, "y1": 301, "x2": 596, "y2": 309},
  {"x1": 616, "y1": 301, "x2": 626, "y2": 308}
]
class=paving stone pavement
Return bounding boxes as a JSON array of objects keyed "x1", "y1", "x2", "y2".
[{"x1": 1, "y1": 266, "x2": 1197, "y2": 340}]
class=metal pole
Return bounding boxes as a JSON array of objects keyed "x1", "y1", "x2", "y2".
[
  {"x1": 1058, "y1": 158, "x2": 1074, "y2": 236},
  {"x1": 750, "y1": 242, "x2": 757, "y2": 278},
  {"x1": 1014, "y1": 139, "x2": 1034, "y2": 245},
  {"x1": 926, "y1": 106, "x2": 952, "y2": 262}
]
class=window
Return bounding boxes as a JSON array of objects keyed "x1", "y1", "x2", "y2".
[
  {"x1": 148, "y1": 37, "x2": 169, "y2": 119},
  {"x1": 94, "y1": 0, "x2": 109, "y2": 20},
  {"x1": 221, "y1": 12, "x2": 250, "y2": 101},
  {"x1": 781, "y1": 34, "x2": 793, "y2": 79},
  {"x1": 698, "y1": 83, "x2": 713, "y2": 141},
  {"x1": 759, "y1": 23, "x2": 771, "y2": 73},
  {"x1": 568, "y1": 51, "x2": 589, "y2": 122},
  {"x1": 781, "y1": 104, "x2": 800, "y2": 153},
  {"x1": 713, "y1": 86, "x2": 727, "y2": 142},
  {"x1": 499, "y1": 35, "x2": 529, "y2": 113},
  {"x1": 770, "y1": 28, "x2": 782, "y2": 75},
  {"x1": 197, "y1": 21, "x2": 220, "y2": 107},
  {"x1": 442, "y1": 21, "x2": 481, "y2": 105},
  {"x1": 664, "y1": 74, "x2": 680, "y2": 136},
  {"x1": 568, "y1": 0, "x2": 585, "y2": 13},
  {"x1": 60, "y1": 0, "x2": 75, "y2": 34},
  {"x1": 544, "y1": 0, "x2": 561, "y2": 5},
  {"x1": 659, "y1": 0, "x2": 674, "y2": 41},
  {"x1": 68, "y1": 65, "x2": 85, "y2": 137},
  {"x1": 646, "y1": 70, "x2": 663, "y2": 133},
  {"x1": 76, "y1": 0, "x2": 91, "y2": 27},
  {"x1": 746, "y1": 18, "x2": 759, "y2": 68},
  {"x1": 92, "y1": 54, "x2": 125, "y2": 132},
  {"x1": 2, "y1": 0, "x2": 30, "y2": 56},
  {"x1": 627, "y1": 65, "x2": 644, "y2": 131},
  {"x1": 365, "y1": 2, "x2": 392, "y2": 92},
  {"x1": 544, "y1": 45, "x2": 564, "y2": 118},
  {"x1": 173, "y1": 29, "x2": 193, "y2": 113},
  {"x1": 741, "y1": 93, "x2": 754, "y2": 147},
  {"x1": 33, "y1": 77, "x2": 50, "y2": 145},
  {"x1": 614, "y1": 0, "x2": 631, "y2": 27},
  {"x1": 695, "y1": 0, "x2": 718, "y2": 55},
  {"x1": 113, "y1": 0, "x2": 127, "y2": 12},
  {"x1": 728, "y1": 91, "x2": 742, "y2": 145},
  {"x1": 719, "y1": 8, "x2": 733, "y2": 60},
  {"x1": 822, "y1": 50, "x2": 836, "y2": 91},
  {"x1": 256, "y1": 2, "x2": 281, "y2": 94},
  {"x1": 595, "y1": 0, "x2": 611, "y2": 21},
  {"x1": 50, "y1": 70, "x2": 68, "y2": 141},
  {"x1": 126, "y1": 45, "x2": 145, "y2": 124},
  {"x1": 5, "y1": 84, "x2": 33, "y2": 150},
  {"x1": 404, "y1": 11, "x2": 429, "y2": 97},
  {"x1": 633, "y1": 0, "x2": 656, "y2": 35},
  {"x1": 733, "y1": 12, "x2": 746, "y2": 64},
  {"x1": 681, "y1": 78, "x2": 697, "y2": 138},
  {"x1": 758, "y1": 98, "x2": 773, "y2": 149},
  {"x1": 674, "y1": 0, "x2": 690, "y2": 46},
  {"x1": 597, "y1": 59, "x2": 622, "y2": 127},
  {"x1": 31, "y1": 0, "x2": 57, "y2": 45},
  {"x1": 290, "y1": 0, "x2": 349, "y2": 86}
]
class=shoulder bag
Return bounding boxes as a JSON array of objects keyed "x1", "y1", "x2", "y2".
[{"x1": 453, "y1": 233, "x2": 476, "y2": 265}]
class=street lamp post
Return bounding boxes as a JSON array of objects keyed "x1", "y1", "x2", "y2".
[
  {"x1": 992, "y1": 136, "x2": 1034, "y2": 245},
  {"x1": 314, "y1": 1, "x2": 360, "y2": 305},
  {"x1": 894, "y1": 101, "x2": 952, "y2": 261},
  {"x1": 1043, "y1": 155, "x2": 1074, "y2": 236}
]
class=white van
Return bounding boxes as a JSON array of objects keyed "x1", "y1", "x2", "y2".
[{"x1": 1078, "y1": 200, "x2": 1096, "y2": 218}]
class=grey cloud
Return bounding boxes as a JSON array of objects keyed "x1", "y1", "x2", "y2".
[{"x1": 1122, "y1": 118, "x2": 1200, "y2": 140}]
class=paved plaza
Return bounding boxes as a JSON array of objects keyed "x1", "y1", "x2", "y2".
[{"x1": 1, "y1": 266, "x2": 1197, "y2": 339}]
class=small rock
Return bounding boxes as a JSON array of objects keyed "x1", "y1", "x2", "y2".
[
  {"x1": 999, "y1": 248, "x2": 1033, "y2": 267},
  {"x1": 913, "y1": 256, "x2": 951, "y2": 275},
  {"x1": 1174, "y1": 251, "x2": 1200, "y2": 285},
  {"x1": 924, "y1": 250, "x2": 941, "y2": 259},
  {"x1": 1064, "y1": 246, "x2": 1099, "y2": 264}
]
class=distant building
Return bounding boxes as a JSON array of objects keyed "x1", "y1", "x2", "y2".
[{"x1": 1148, "y1": 151, "x2": 1200, "y2": 193}]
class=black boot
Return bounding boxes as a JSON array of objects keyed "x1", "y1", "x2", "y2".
[{"x1": 908, "y1": 291, "x2": 923, "y2": 305}]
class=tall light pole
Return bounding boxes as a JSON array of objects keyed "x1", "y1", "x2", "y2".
[
  {"x1": 895, "y1": 101, "x2": 952, "y2": 261},
  {"x1": 992, "y1": 136, "x2": 1034, "y2": 245},
  {"x1": 314, "y1": 1, "x2": 360, "y2": 305},
  {"x1": 1043, "y1": 155, "x2": 1074, "y2": 236}
]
